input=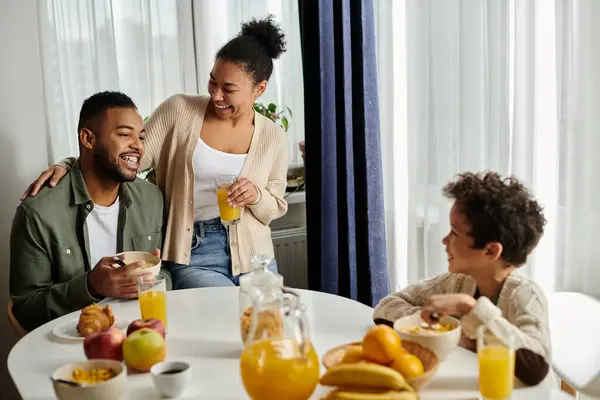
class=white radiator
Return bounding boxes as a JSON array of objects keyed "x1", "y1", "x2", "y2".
[{"x1": 272, "y1": 226, "x2": 308, "y2": 289}]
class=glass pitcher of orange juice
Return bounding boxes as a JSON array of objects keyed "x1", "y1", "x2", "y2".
[
  {"x1": 240, "y1": 286, "x2": 320, "y2": 400},
  {"x1": 477, "y1": 325, "x2": 515, "y2": 400}
]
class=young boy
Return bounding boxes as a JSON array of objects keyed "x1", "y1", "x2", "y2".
[{"x1": 373, "y1": 172, "x2": 551, "y2": 386}]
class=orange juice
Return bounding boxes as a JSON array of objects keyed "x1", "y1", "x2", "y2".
[
  {"x1": 240, "y1": 338, "x2": 320, "y2": 400},
  {"x1": 139, "y1": 291, "x2": 167, "y2": 329},
  {"x1": 478, "y1": 346, "x2": 515, "y2": 399},
  {"x1": 216, "y1": 188, "x2": 240, "y2": 223}
]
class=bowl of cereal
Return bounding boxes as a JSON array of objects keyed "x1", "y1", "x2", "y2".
[
  {"x1": 116, "y1": 251, "x2": 161, "y2": 278},
  {"x1": 51, "y1": 359, "x2": 126, "y2": 400},
  {"x1": 393, "y1": 314, "x2": 461, "y2": 361}
]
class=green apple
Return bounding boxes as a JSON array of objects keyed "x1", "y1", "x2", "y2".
[{"x1": 122, "y1": 327, "x2": 166, "y2": 372}]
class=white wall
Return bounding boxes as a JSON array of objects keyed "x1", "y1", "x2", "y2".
[{"x1": 0, "y1": 0, "x2": 49, "y2": 398}]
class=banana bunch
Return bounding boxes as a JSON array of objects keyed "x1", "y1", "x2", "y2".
[{"x1": 320, "y1": 362, "x2": 419, "y2": 400}]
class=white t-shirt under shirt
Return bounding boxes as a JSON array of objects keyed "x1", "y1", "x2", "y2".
[
  {"x1": 86, "y1": 198, "x2": 120, "y2": 268},
  {"x1": 192, "y1": 138, "x2": 247, "y2": 221}
]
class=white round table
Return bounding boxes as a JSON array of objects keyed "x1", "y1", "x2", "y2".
[{"x1": 8, "y1": 287, "x2": 568, "y2": 399}]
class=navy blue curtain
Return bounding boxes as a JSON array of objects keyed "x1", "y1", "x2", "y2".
[{"x1": 299, "y1": 0, "x2": 389, "y2": 306}]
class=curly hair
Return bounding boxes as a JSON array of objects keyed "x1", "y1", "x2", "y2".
[
  {"x1": 443, "y1": 172, "x2": 546, "y2": 266},
  {"x1": 216, "y1": 15, "x2": 287, "y2": 84}
]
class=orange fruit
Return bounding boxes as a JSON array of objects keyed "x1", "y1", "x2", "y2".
[
  {"x1": 340, "y1": 345, "x2": 365, "y2": 364},
  {"x1": 389, "y1": 353, "x2": 424, "y2": 379},
  {"x1": 397, "y1": 346, "x2": 409, "y2": 356},
  {"x1": 361, "y1": 325, "x2": 402, "y2": 365}
]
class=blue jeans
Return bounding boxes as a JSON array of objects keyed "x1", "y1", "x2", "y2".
[{"x1": 167, "y1": 218, "x2": 277, "y2": 289}]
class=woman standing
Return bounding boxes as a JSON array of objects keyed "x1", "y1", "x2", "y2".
[{"x1": 23, "y1": 16, "x2": 289, "y2": 289}]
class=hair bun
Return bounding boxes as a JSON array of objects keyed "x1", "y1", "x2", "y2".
[{"x1": 240, "y1": 15, "x2": 287, "y2": 59}]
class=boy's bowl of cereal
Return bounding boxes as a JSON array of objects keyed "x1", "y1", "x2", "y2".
[
  {"x1": 51, "y1": 359, "x2": 126, "y2": 400},
  {"x1": 393, "y1": 314, "x2": 461, "y2": 361},
  {"x1": 116, "y1": 251, "x2": 161, "y2": 278}
]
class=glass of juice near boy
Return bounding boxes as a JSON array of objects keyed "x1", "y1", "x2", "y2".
[
  {"x1": 477, "y1": 325, "x2": 515, "y2": 400},
  {"x1": 137, "y1": 275, "x2": 168, "y2": 331},
  {"x1": 215, "y1": 175, "x2": 241, "y2": 225}
]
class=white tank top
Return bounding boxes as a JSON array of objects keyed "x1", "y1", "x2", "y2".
[{"x1": 192, "y1": 138, "x2": 247, "y2": 221}]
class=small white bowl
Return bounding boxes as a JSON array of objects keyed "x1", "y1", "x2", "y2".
[
  {"x1": 150, "y1": 361, "x2": 191, "y2": 398},
  {"x1": 52, "y1": 359, "x2": 126, "y2": 400},
  {"x1": 393, "y1": 314, "x2": 462, "y2": 361},
  {"x1": 116, "y1": 251, "x2": 161, "y2": 278}
]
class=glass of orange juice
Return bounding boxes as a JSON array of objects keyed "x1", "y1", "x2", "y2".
[
  {"x1": 477, "y1": 325, "x2": 515, "y2": 400},
  {"x1": 137, "y1": 275, "x2": 167, "y2": 331},
  {"x1": 215, "y1": 175, "x2": 241, "y2": 225}
]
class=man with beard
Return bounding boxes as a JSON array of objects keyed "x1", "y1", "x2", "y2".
[{"x1": 9, "y1": 91, "x2": 168, "y2": 331}]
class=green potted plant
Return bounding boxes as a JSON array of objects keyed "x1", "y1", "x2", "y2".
[{"x1": 253, "y1": 102, "x2": 292, "y2": 132}]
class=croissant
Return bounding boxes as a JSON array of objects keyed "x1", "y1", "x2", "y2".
[{"x1": 77, "y1": 304, "x2": 115, "y2": 337}]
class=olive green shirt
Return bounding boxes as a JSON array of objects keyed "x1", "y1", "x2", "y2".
[{"x1": 10, "y1": 161, "x2": 168, "y2": 332}]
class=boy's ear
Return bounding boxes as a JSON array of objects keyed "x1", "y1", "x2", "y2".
[{"x1": 485, "y1": 242, "x2": 503, "y2": 261}]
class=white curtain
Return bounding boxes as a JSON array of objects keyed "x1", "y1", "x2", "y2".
[
  {"x1": 555, "y1": 0, "x2": 600, "y2": 297},
  {"x1": 36, "y1": 0, "x2": 192, "y2": 163},
  {"x1": 192, "y1": 0, "x2": 305, "y2": 166},
  {"x1": 376, "y1": 0, "x2": 600, "y2": 298}
]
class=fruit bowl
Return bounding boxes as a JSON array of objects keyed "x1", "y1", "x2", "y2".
[
  {"x1": 401, "y1": 341, "x2": 440, "y2": 392},
  {"x1": 393, "y1": 314, "x2": 461, "y2": 361},
  {"x1": 322, "y1": 340, "x2": 440, "y2": 392},
  {"x1": 116, "y1": 251, "x2": 161, "y2": 278},
  {"x1": 52, "y1": 359, "x2": 126, "y2": 400}
]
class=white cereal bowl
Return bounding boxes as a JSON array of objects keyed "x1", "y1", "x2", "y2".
[
  {"x1": 150, "y1": 361, "x2": 191, "y2": 398},
  {"x1": 393, "y1": 314, "x2": 461, "y2": 361},
  {"x1": 116, "y1": 251, "x2": 161, "y2": 278},
  {"x1": 52, "y1": 359, "x2": 126, "y2": 400}
]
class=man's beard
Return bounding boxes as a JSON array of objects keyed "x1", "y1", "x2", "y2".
[{"x1": 92, "y1": 148, "x2": 137, "y2": 183}]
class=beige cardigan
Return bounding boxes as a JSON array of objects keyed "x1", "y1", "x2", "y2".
[
  {"x1": 373, "y1": 270, "x2": 554, "y2": 386},
  {"x1": 140, "y1": 94, "x2": 288, "y2": 274}
]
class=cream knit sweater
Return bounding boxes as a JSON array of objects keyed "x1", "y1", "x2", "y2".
[
  {"x1": 374, "y1": 270, "x2": 554, "y2": 386},
  {"x1": 141, "y1": 94, "x2": 289, "y2": 274}
]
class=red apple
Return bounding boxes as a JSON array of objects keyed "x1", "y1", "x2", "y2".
[
  {"x1": 123, "y1": 328, "x2": 166, "y2": 372},
  {"x1": 127, "y1": 318, "x2": 166, "y2": 339},
  {"x1": 83, "y1": 327, "x2": 126, "y2": 361}
]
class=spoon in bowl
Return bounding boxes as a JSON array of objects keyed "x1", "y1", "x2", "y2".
[
  {"x1": 51, "y1": 377, "x2": 83, "y2": 387},
  {"x1": 420, "y1": 312, "x2": 441, "y2": 330},
  {"x1": 112, "y1": 257, "x2": 127, "y2": 267}
]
